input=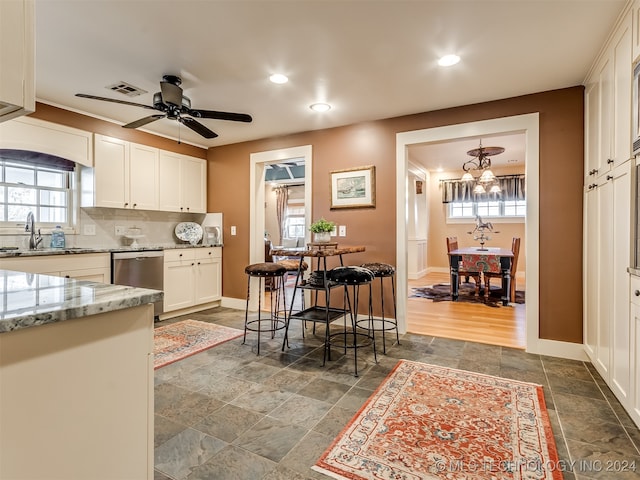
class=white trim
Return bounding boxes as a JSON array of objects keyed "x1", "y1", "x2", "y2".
[
  {"x1": 528, "y1": 339, "x2": 589, "y2": 361},
  {"x1": 249, "y1": 145, "x2": 312, "y2": 311},
  {"x1": 221, "y1": 296, "x2": 247, "y2": 311},
  {"x1": 396, "y1": 114, "x2": 548, "y2": 355}
]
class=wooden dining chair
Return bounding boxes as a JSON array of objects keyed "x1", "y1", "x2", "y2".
[
  {"x1": 446, "y1": 236, "x2": 481, "y2": 295},
  {"x1": 484, "y1": 237, "x2": 521, "y2": 302}
]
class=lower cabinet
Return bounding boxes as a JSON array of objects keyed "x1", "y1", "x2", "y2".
[
  {"x1": 0, "y1": 253, "x2": 110, "y2": 282},
  {"x1": 630, "y1": 276, "x2": 640, "y2": 426},
  {"x1": 163, "y1": 247, "x2": 221, "y2": 315}
]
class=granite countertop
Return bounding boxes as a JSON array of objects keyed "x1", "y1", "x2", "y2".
[
  {"x1": 270, "y1": 245, "x2": 365, "y2": 257},
  {"x1": 0, "y1": 243, "x2": 224, "y2": 258},
  {"x1": 0, "y1": 270, "x2": 163, "y2": 334}
]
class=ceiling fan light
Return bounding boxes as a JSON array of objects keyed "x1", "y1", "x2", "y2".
[
  {"x1": 310, "y1": 103, "x2": 331, "y2": 112},
  {"x1": 489, "y1": 184, "x2": 501, "y2": 194},
  {"x1": 461, "y1": 172, "x2": 474, "y2": 182}
]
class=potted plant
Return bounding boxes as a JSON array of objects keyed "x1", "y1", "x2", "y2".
[{"x1": 309, "y1": 218, "x2": 335, "y2": 243}]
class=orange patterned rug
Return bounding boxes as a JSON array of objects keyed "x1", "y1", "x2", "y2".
[
  {"x1": 153, "y1": 319, "x2": 244, "y2": 369},
  {"x1": 314, "y1": 360, "x2": 562, "y2": 480}
]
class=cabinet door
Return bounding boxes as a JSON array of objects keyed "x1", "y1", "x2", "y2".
[
  {"x1": 181, "y1": 156, "x2": 206, "y2": 213},
  {"x1": 612, "y1": 12, "x2": 633, "y2": 166},
  {"x1": 596, "y1": 177, "x2": 613, "y2": 378},
  {"x1": 585, "y1": 80, "x2": 601, "y2": 183},
  {"x1": 610, "y1": 161, "x2": 632, "y2": 403},
  {"x1": 194, "y1": 258, "x2": 220, "y2": 304},
  {"x1": 630, "y1": 282, "x2": 640, "y2": 426},
  {"x1": 584, "y1": 185, "x2": 601, "y2": 362},
  {"x1": 163, "y1": 261, "x2": 194, "y2": 312},
  {"x1": 94, "y1": 134, "x2": 129, "y2": 208},
  {"x1": 129, "y1": 143, "x2": 159, "y2": 210},
  {"x1": 158, "y1": 151, "x2": 182, "y2": 212},
  {"x1": 599, "y1": 55, "x2": 614, "y2": 175},
  {"x1": 61, "y1": 268, "x2": 110, "y2": 284},
  {"x1": 0, "y1": 0, "x2": 35, "y2": 122}
]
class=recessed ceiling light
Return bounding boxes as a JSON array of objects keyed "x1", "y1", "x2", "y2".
[
  {"x1": 310, "y1": 103, "x2": 331, "y2": 112},
  {"x1": 438, "y1": 54, "x2": 460, "y2": 67},
  {"x1": 269, "y1": 73, "x2": 289, "y2": 84}
]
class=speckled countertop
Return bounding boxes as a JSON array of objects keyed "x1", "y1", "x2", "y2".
[
  {"x1": 0, "y1": 243, "x2": 223, "y2": 257},
  {"x1": 0, "y1": 270, "x2": 163, "y2": 334}
]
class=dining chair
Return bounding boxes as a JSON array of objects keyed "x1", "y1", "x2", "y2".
[
  {"x1": 446, "y1": 236, "x2": 481, "y2": 295},
  {"x1": 484, "y1": 236, "x2": 521, "y2": 302}
]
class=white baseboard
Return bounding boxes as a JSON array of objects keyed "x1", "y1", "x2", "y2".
[
  {"x1": 526, "y1": 338, "x2": 588, "y2": 361},
  {"x1": 221, "y1": 296, "x2": 246, "y2": 310}
]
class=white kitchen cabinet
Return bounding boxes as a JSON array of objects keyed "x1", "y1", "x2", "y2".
[
  {"x1": 584, "y1": 160, "x2": 632, "y2": 406},
  {"x1": 0, "y1": 253, "x2": 111, "y2": 283},
  {"x1": 162, "y1": 247, "x2": 221, "y2": 316},
  {"x1": 0, "y1": 0, "x2": 34, "y2": 123},
  {"x1": 629, "y1": 276, "x2": 640, "y2": 426},
  {"x1": 159, "y1": 151, "x2": 207, "y2": 213},
  {"x1": 84, "y1": 135, "x2": 159, "y2": 210},
  {"x1": 585, "y1": 10, "x2": 632, "y2": 184}
]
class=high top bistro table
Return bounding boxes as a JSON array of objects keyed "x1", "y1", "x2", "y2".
[{"x1": 448, "y1": 246, "x2": 514, "y2": 306}]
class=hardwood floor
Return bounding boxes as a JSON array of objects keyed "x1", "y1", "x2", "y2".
[
  {"x1": 407, "y1": 271, "x2": 525, "y2": 349},
  {"x1": 266, "y1": 271, "x2": 526, "y2": 350}
]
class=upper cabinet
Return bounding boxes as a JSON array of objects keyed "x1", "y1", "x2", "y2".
[
  {"x1": 0, "y1": 0, "x2": 34, "y2": 122},
  {"x1": 82, "y1": 134, "x2": 206, "y2": 213},
  {"x1": 159, "y1": 151, "x2": 207, "y2": 213},
  {"x1": 585, "y1": 10, "x2": 633, "y2": 183}
]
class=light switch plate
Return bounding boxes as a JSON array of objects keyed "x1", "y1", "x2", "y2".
[
  {"x1": 84, "y1": 224, "x2": 96, "y2": 236},
  {"x1": 339, "y1": 225, "x2": 346, "y2": 237},
  {"x1": 115, "y1": 225, "x2": 126, "y2": 236},
  {"x1": 231, "y1": 226, "x2": 237, "y2": 236}
]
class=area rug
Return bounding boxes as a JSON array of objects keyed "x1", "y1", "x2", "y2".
[
  {"x1": 313, "y1": 360, "x2": 561, "y2": 480},
  {"x1": 411, "y1": 282, "x2": 525, "y2": 307},
  {"x1": 153, "y1": 319, "x2": 244, "y2": 369}
]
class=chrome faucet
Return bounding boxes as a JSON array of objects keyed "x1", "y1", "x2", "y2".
[{"x1": 25, "y1": 212, "x2": 42, "y2": 250}]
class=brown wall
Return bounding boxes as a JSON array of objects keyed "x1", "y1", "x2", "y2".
[
  {"x1": 28, "y1": 103, "x2": 207, "y2": 158},
  {"x1": 209, "y1": 86, "x2": 585, "y2": 344}
]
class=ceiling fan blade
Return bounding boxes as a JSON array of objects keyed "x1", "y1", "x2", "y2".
[
  {"x1": 160, "y1": 81, "x2": 183, "y2": 106},
  {"x1": 179, "y1": 117, "x2": 218, "y2": 139},
  {"x1": 122, "y1": 114, "x2": 166, "y2": 129},
  {"x1": 75, "y1": 93, "x2": 156, "y2": 110},
  {"x1": 188, "y1": 108, "x2": 252, "y2": 123}
]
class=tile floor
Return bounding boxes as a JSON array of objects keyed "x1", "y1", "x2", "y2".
[{"x1": 154, "y1": 307, "x2": 640, "y2": 480}]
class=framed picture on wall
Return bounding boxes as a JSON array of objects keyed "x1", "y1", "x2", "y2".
[{"x1": 330, "y1": 165, "x2": 376, "y2": 209}]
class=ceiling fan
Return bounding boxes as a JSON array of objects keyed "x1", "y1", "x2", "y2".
[{"x1": 76, "y1": 75, "x2": 252, "y2": 139}]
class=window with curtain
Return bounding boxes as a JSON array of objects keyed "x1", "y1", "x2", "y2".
[
  {"x1": 284, "y1": 202, "x2": 305, "y2": 238},
  {"x1": 442, "y1": 174, "x2": 526, "y2": 219},
  {"x1": 0, "y1": 150, "x2": 74, "y2": 226}
]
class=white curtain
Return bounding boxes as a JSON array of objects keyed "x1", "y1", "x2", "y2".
[{"x1": 275, "y1": 186, "x2": 289, "y2": 244}]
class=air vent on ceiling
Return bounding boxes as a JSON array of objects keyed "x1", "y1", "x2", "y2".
[{"x1": 106, "y1": 81, "x2": 147, "y2": 97}]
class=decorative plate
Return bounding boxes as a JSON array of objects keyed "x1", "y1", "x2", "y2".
[{"x1": 175, "y1": 222, "x2": 203, "y2": 245}]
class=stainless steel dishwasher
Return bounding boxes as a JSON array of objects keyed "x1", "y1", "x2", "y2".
[{"x1": 111, "y1": 250, "x2": 164, "y2": 317}]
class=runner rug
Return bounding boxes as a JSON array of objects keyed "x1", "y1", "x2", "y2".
[
  {"x1": 153, "y1": 319, "x2": 244, "y2": 369},
  {"x1": 411, "y1": 283, "x2": 525, "y2": 307},
  {"x1": 313, "y1": 360, "x2": 562, "y2": 480}
]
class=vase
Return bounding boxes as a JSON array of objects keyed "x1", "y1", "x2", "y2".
[{"x1": 314, "y1": 232, "x2": 331, "y2": 243}]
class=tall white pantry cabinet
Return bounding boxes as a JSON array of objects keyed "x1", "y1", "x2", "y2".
[{"x1": 584, "y1": 2, "x2": 640, "y2": 427}]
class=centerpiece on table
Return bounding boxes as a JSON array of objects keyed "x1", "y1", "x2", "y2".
[{"x1": 309, "y1": 218, "x2": 336, "y2": 243}]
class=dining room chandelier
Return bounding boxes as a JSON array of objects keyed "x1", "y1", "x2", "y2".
[{"x1": 461, "y1": 140, "x2": 503, "y2": 194}]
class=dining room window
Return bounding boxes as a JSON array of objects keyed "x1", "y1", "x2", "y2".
[
  {"x1": 448, "y1": 199, "x2": 526, "y2": 219},
  {"x1": 284, "y1": 203, "x2": 306, "y2": 238}
]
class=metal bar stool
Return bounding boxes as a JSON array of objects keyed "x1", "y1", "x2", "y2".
[
  {"x1": 275, "y1": 258, "x2": 308, "y2": 316},
  {"x1": 327, "y1": 265, "x2": 377, "y2": 377},
  {"x1": 359, "y1": 262, "x2": 399, "y2": 354},
  {"x1": 243, "y1": 262, "x2": 287, "y2": 355}
]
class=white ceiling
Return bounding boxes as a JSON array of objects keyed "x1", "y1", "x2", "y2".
[{"x1": 35, "y1": 0, "x2": 625, "y2": 155}]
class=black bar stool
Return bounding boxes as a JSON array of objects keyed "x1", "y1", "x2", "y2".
[
  {"x1": 243, "y1": 262, "x2": 287, "y2": 355},
  {"x1": 327, "y1": 265, "x2": 377, "y2": 377},
  {"x1": 360, "y1": 262, "x2": 399, "y2": 354}
]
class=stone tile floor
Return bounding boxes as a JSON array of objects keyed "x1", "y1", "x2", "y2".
[{"x1": 154, "y1": 307, "x2": 640, "y2": 479}]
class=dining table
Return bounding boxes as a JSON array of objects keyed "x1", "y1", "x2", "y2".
[{"x1": 447, "y1": 246, "x2": 514, "y2": 305}]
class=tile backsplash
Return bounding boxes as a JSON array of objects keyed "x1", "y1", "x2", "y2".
[{"x1": 3, "y1": 208, "x2": 207, "y2": 249}]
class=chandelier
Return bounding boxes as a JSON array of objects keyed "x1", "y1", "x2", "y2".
[{"x1": 461, "y1": 140, "x2": 503, "y2": 194}]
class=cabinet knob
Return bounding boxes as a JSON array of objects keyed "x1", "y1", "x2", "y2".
[
  {"x1": 607, "y1": 158, "x2": 614, "y2": 164},
  {"x1": 197, "y1": 262, "x2": 201, "y2": 265},
  {"x1": 635, "y1": 290, "x2": 640, "y2": 297},
  {"x1": 124, "y1": 202, "x2": 129, "y2": 207},
  {"x1": 133, "y1": 203, "x2": 137, "y2": 208},
  {"x1": 208, "y1": 251, "x2": 212, "y2": 255},
  {"x1": 191, "y1": 263, "x2": 195, "y2": 266},
  {"x1": 607, "y1": 175, "x2": 613, "y2": 181},
  {"x1": 179, "y1": 253, "x2": 183, "y2": 257}
]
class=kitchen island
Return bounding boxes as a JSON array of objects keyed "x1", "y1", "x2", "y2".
[{"x1": 0, "y1": 269, "x2": 162, "y2": 480}]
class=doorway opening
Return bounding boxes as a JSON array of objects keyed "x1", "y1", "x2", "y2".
[
  {"x1": 248, "y1": 145, "x2": 312, "y2": 311},
  {"x1": 395, "y1": 114, "x2": 542, "y2": 353}
]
